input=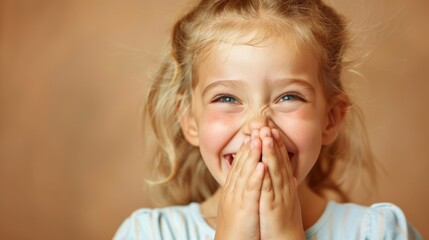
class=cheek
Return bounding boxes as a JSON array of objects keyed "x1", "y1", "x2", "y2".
[
  {"x1": 273, "y1": 111, "x2": 324, "y2": 152},
  {"x1": 282, "y1": 120, "x2": 323, "y2": 145},
  {"x1": 274, "y1": 114, "x2": 324, "y2": 182},
  {"x1": 199, "y1": 110, "x2": 239, "y2": 156}
]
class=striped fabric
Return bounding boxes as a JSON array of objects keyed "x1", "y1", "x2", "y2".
[{"x1": 113, "y1": 201, "x2": 422, "y2": 240}]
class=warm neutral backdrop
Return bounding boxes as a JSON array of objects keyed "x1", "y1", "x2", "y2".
[{"x1": 1, "y1": 0, "x2": 428, "y2": 239}]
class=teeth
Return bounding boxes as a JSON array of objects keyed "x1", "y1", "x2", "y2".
[{"x1": 232, "y1": 154, "x2": 236, "y2": 159}]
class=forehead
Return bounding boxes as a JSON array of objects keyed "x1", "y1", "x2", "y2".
[
  {"x1": 195, "y1": 39, "x2": 320, "y2": 96},
  {"x1": 190, "y1": 18, "x2": 323, "y2": 90},
  {"x1": 195, "y1": 32, "x2": 319, "y2": 78},
  {"x1": 192, "y1": 14, "x2": 318, "y2": 58},
  {"x1": 196, "y1": 25, "x2": 297, "y2": 59},
  {"x1": 193, "y1": 21, "x2": 320, "y2": 72}
]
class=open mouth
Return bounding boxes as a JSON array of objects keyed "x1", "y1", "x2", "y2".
[
  {"x1": 224, "y1": 153, "x2": 235, "y2": 167},
  {"x1": 224, "y1": 152, "x2": 294, "y2": 167}
]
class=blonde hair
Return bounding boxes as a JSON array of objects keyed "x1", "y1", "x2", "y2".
[{"x1": 145, "y1": 0, "x2": 375, "y2": 205}]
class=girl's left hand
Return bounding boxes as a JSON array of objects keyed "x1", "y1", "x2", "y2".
[{"x1": 257, "y1": 127, "x2": 305, "y2": 240}]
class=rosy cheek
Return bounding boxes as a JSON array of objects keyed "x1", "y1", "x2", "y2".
[
  {"x1": 273, "y1": 111, "x2": 324, "y2": 146},
  {"x1": 203, "y1": 108, "x2": 240, "y2": 129},
  {"x1": 204, "y1": 108, "x2": 227, "y2": 122},
  {"x1": 200, "y1": 110, "x2": 239, "y2": 150}
]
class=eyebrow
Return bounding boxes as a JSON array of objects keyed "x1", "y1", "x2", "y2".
[
  {"x1": 201, "y1": 78, "x2": 316, "y2": 97},
  {"x1": 201, "y1": 80, "x2": 246, "y2": 97},
  {"x1": 273, "y1": 78, "x2": 316, "y2": 94}
]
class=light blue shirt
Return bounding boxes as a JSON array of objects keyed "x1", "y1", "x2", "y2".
[{"x1": 114, "y1": 201, "x2": 422, "y2": 239}]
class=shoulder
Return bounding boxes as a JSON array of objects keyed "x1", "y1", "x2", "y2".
[
  {"x1": 305, "y1": 201, "x2": 421, "y2": 240},
  {"x1": 113, "y1": 203, "x2": 215, "y2": 240},
  {"x1": 361, "y1": 202, "x2": 422, "y2": 240}
]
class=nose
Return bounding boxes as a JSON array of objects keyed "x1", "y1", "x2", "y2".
[
  {"x1": 247, "y1": 116, "x2": 269, "y2": 132},
  {"x1": 242, "y1": 107, "x2": 274, "y2": 135}
]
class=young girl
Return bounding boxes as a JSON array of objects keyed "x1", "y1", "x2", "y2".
[{"x1": 115, "y1": 0, "x2": 421, "y2": 239}]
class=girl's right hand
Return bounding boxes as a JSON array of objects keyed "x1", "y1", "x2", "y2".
[{"x1": 214, "y1": 134, "x2": 265, "y2": 240}]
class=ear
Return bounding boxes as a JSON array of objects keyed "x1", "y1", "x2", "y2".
[
  {"x1": 179, "y1": 109, "x2": 200, "y2": 147},
  {"x1": 322, "y1": 94, "x2": 349, "y2": 145}
]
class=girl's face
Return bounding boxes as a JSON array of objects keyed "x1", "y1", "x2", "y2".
[{"x1": 181, "y1": 38, "x2": 339, "y2": 186}]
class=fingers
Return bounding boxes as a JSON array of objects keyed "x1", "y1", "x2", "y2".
[
  {"x1": 264, "y1": 136, "x2": 284, "y2": 188},
  {"x1": 271, "y1": 128, "x2": 294, "y2": 186},
  {"x1": 262, "y1": 128, "x2": 285, "y2": 184},
  {"x1": 259, "y1": 126, "x2": 297, "y2": 204},
  {"x1": 257, "y1": 128, "x2": 304, "y2": 240},
  {"x1": 224, "y1": 126, "x2": 295, "y2": 204},
  {"x1": 243, "y1": 162, "x2": 265, "y2": 208},
  {"x1": 225, "y1": 132, "x2": 263, "y2": 198},
  {"x1": 225, "y1": 136, "x2": 250, "y2": 190},
  {"x1": 237, "y1": 132, "x2": 262, "y2": 183},
  {"x1": 221, "y1": 132, "x2": 265, "y2": 223},
  {"x1": 260, "y1": 133, "x2": 280, "y2": 204},
  {"x1": 260, "y1": 161, "x2": 274, "y2": 204},
  {"x1": 271, "y1": 128, "x2": 289, "y2": 165}
]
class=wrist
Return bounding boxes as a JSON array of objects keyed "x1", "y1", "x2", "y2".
[
  {"x1": 269, "y1": 227, "x2": 306, "y2": 240},
  {"x1": 270, "y1": 233, "x2": 305, "y2": 240}
]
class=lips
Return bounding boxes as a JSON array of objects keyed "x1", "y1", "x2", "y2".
[{"x1": 223, "y1": 152, "x2": 295, "y2": 167}]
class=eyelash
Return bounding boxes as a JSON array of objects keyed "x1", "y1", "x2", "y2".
[
  {"x1": 277, "y1": 93, "x2": 306, "y2": 103},
  {"x1": 212, "y1": 93, "x2": 306, "y2": 104},
  {"x1": 212, "y1": 95, "x2": 240, "y2": 104}
]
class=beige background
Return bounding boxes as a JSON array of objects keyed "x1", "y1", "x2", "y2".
[{"x1": 0, "y1": 0, "x2": 428, "y2": 239}]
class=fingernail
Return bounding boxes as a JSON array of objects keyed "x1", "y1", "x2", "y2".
[{"x1": 251, "y1": 139, "x2": 256, "y2": 149}]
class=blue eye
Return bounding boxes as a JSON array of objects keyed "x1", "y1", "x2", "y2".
[
  {"x1": 213, "y1": 95, "x2": 239, "y2": 104},
  {"x1": 278, "y1": 94, "x2": 303, "y2": 102}
]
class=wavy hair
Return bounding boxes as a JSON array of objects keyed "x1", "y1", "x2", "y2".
[{"x1": 145, "y1": 0, "x2": 376, "y2": 205}]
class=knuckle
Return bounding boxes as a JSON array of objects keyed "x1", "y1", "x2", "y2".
[
  {"x1": 273, "y1": 168, "x2": 281, "y2": 177},
  {"x1": 263, "y1": 182, "x2": 272, "y2": 192}
]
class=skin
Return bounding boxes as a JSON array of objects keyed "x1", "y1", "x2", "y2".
[{"x1": 180, "y1": 37, "x2": 346, "y2": 239}]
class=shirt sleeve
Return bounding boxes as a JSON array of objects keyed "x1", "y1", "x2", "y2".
[
  {"x1": 360, "y1": 203, "x2": 422, "y2": 240},
  {"x1": 113, "y1": 209, "x2": 163, "y2": 240}
]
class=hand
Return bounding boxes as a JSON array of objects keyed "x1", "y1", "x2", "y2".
[
  {"x1": 215, "y1": 135, "x2": 265, "y2": 240},
  {"x1": 258, "y1": 127, "x2": 305, "y2": 240}
]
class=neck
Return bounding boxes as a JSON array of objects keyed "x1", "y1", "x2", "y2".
[
  {"x1": 200, "y1": 189, "x2": 221, "y2": 227},
  {"x1": 298, "y1": 183, "x2": 327, "y2": 230},
  {"x1": 200, "y1": 184, "x2": 327, "y2": 230}
]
